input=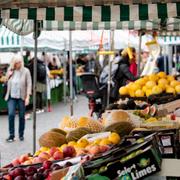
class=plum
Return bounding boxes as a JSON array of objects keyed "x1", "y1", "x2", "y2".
[
  {"x1": 33, "y1": 173, "x2": 44, "y2": 180},
  {"x1": 14, "y1": 176, "x2": 25, "y2": 180},
  {"x1": 25, "y1": 166, "x2": 37, "y2": 176},
  {"x1": 43, "y1": 169, "x2": 51, "y2": 178}
]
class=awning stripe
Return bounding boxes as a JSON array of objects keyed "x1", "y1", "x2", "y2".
[{"x1": 0, "y1": 3, "x2": 179, "y2": 21}]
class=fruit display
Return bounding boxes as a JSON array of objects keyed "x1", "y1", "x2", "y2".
[
  {"x1": 119, "y1": 72, "x2": 180, "y2": 98},
  {"x1": 50, "y1": 69, "x2": 64, "y2": 76},
  {"x1": 59, "y1": 116, "x2": 103, "y2": 133},
  {"x1": 0, "y1": 160, "x2": 73, "y2": 180},
  {"x1": 39, "y1": 131, "x2": 67, "y2": 148}
]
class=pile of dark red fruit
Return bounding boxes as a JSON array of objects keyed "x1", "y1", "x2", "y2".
[{"x1": 0, "y1": 161, "x2": 73, "y2": 180}]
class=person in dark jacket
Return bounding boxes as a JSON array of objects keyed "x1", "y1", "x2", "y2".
[{"x1": 112, "y1": 47, "x2": 138, "y2": 101}]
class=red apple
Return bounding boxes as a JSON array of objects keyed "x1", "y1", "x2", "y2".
[
  {"x1": 42, "y1": 161, "x2": 52, "y2": 170},
  {"x1": 10, "y1": 168, "x2": 25, "y2": 177},
  {"x1": 49, "y1": 147, "x2": 59, "y2": 156},
  {"x1": 14, "y1": 175, "x2": 25, "y2": 180},
  {"x1": 53, "y1": 151, "x2": 64, "y2": 160},
  {"x1": 12, "y1": 158, "x2": 20, "y2": 166},
  {"x1": 63, "y1": 146, "x2": 76, "y2": 158},
  {"x1": 25, "y1": 166, "x2": 37, "y2": 176},
  {"x1": 38, "y1": 152, "x2": 51, "y2": 160},
  {"x1": 3, "y1": 174, "x2": 12, "y2": 180},
  {"x1": 19, "y1": 154, "x2": 29, "y2": 163}
]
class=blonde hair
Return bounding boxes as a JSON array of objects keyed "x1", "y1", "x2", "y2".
[{"x1": 10, "y1": 54, "x2": 24, "y2": 70}]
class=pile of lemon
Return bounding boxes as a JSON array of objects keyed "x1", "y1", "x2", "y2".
[{"x1": 119, "y1": 72, "x2": 180, "y2": 97}]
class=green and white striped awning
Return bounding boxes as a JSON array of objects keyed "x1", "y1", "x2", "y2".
[
  {"x1": 0, "y1": 3, "x2": 179, "y2": 21},
  {"x1": 42, "y1": 19, "x2": 180, "y2": 31},
  {"x1": 0, "y1": 26, "x2": 20, "y2": 49}
]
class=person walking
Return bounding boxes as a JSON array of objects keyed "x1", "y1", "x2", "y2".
[{"x1": 5, "y1": 54, "x2": 32, "y2": 142}]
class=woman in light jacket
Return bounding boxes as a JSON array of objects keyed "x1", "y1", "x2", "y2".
[{"x1": 5, "y1": 54, "x2": 32, "y2": 142}]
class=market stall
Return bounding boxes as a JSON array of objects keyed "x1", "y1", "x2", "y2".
[{"x1": 0, "y1": 0, "x2": 179, "y2": 179}]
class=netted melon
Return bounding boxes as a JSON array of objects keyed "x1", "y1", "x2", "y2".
[
  {"x1": 77, "y1": 116, "x2": 103, "y2": 132},
  {"x1": 66, "y1": 127, "x2": 93, "y2": 142},
  {"x1": 39, "y1": 131, "x2": 67, "y2": 148},
  {"x1": 50, "y1": 128, "x2": 67, "y2": 136},
  {"x1": 104, "y1": 121, "x2": 134, "y2": 137},
  {"x1": 59, "y1": 116, "x2": 78, "y2": 131}
]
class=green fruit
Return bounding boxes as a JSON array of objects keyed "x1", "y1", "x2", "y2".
[
  {"x1": 50, "y1": 128, "x2": 67, "y2": 136},
  {"x1": 136, "y1": 138, "x2": 145, "y2": 144}
]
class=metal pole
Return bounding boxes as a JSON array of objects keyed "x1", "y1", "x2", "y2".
[
  {"x1": 107, "y1": 30, "x2": 114, "y2": 106},
  {"x1": 138, "y1": 31, "x2": 142, "y2": 76},
  {"x1": 20, "y1": 36, "x2": 24, "y2": 56},
  {"x1": 63, "y1": 52, "x2": 67, "y2": 103},
  {"x1": 174, "y1": 45, "x2": 177, "y2": 74},
  {"x1": 164, "y1": 45, "x2": 167, "y2": 74},
  {"x1": 69, "y1": 31, "x2": 73, "y2": 116},
  {"x1": 33, "y1": 20, "x2": 38, "y2": 154}
]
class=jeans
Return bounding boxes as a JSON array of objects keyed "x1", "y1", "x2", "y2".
[{"x1": 8, "y1": 98, "x2": 25, "y2": 138}]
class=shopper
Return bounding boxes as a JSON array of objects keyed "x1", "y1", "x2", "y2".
[
  {"x1": 48, "y1": 57, "x2": 58, "y2": 70},
  {"x1": 5, "y1": 54, "x2": 32, "y2": 142},
  {"x1": 112, "y1": 47, "x2": 138, "y2": 101},
  {"x1": 129, "y1": 47, "x2": 137, "y2": 77}
]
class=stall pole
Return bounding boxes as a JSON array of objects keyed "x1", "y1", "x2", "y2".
[
  {"x1": 63, "y1": 52, "x2": 67, "y2": 103},
  {"x1": 69, "y1": 31, "x2": 73, "y2": 116},
  {"x1": 107, "y1": 30, "x2": 114, "y2": 106},
  {"x1": 33, "y1": 20, "x2": 38, "y2": 154},
  {"x1": 174, "y1": 45, "x2": 177, "y2": 74},
  {"x1": 138, "y1": 31, "x2": 142, "y2": 76}
]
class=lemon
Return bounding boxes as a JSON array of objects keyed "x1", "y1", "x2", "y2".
[
  {"x1": 77, "y1": 138, "x2": 89, "y2": 148},
  {"x1": 158, "y1": 78, "x2": 168, "y2": 86},
  {"x1": 166, "y1": 75, "x2": 175, "y2": 82},
  {"x1": 175, "y1": 85, "x2": 180, "y2": 93},
  {"x1": 39, "y1": 147, "x2": 49, "y2": 152},
  {"x1": 68, "y1": 141, "x2": 77, "y2": 146},
  {"x1": 34, "y1": 150, "x2": 41, "y2": 156},
  {"x1": 148, "y1": 74, "x2": 159, "y2": 82},
  {"x1": 129, "y1": 90, "x2": 135, "y2": 97},
  {"x1": 166, "y1": 87, "x2": 176, "y2": 94},
  {"x1": 100, "y1": 138, "x2": 112, "y2": 146},
  {"x1": 60, "y1": 144, "x2": 68, "y2": 151},
  {"x1": 108, "y1": 133, "x2": 121, "y2": 144},
  {"x1": 152, "y1": 86, "x2": 163, "y2": 95},
  {"x1": 170, "y1": 80, "x2": 180, "y2": 88},
  {"x1": 130, "y1": 83, "x2": 141, "y2": 92},
  {"x1": 158, "y1": 83, "x2": 166, "y2": 91},
  {"x1": 157, "y1": 72, "x2": 166, "y2": 79},
  {"x1": 146, "y1": 81, "x2": 156, "y2": 89},
  {"x1": 135, "y1": 89, "x2": 145, "y2": 97},
  {"x1": 135, "y1": 78, "x2": 146, "y2": 86},
  {"x1": 119, "y1": 86, "x2": 129, "y2": 95},
  {"x1": 146, "y1": 89, "x2": 152, "y2": 97},
  {"x1": 93, "y1": 139, "x2": 102, "y2": 145},
  {"x1": 142, "y1": 86, "x2": 147, "y2": 93}
]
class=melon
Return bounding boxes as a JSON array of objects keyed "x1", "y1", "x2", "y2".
[
  {"x1": 50, "y1": 128, "x2": 67, "y2": 136},
  {"x1": 104, "y1": 121, "x2": 134, "y2": 137},
  {"x1": 39, "y1": 131, "x2": 67, "y2": 148},
  {"x1": 140, "y1": 106, "x2": 150, "y2": 115},
  {"x1": 150, "y1": 105, "x2": 157, "y2": 116},
  {"x1": 66, "y1": 127, "x2": 93, "y2": 142}
]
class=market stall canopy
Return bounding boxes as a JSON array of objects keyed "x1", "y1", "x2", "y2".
[
  {"x1": 0, "y1": 0, "x2": 179, "y2": 8},
  {"x1": 0, "y1": 3, "x2": 179, "y2": 21}
]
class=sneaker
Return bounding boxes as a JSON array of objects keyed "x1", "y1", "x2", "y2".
[
  {"x1": 19, "y1": 137, "x2": 24, "y2": 141},
  {"x1": 6, "y1": 137, "x2": 15, "y2": 142}
]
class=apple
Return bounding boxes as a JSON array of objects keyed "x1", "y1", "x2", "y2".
[
  {"x1": 49, "y1": 147, "x2": 59, "y2": 156},
  {"x1": 42, "y1": 161, "x2": 52, "y2": 170},
  {"x1": 25, "y1": 166, "x2": 37, "y2": 176},
  {"x1": 88, "y1": 145, "x2": 100, "y2": 155},
  {"x1": 3, "y1": 174, "x2": 12, "y2": 180},
  {"x1": 99, "y1": 145, "x2": 110, "y2": 153},
  {"x1": 19, "y1": 154, "x2": 29, "y2": 163},
  {"x1": 12, "y1": 158, "x2": 20, "y2": 166},
  {"x1": 38, "y1": 152, "x2": 51, "y2": 160},
  {"x1": 53, "y1": 151, "x2": 64, "y2": 160},
  {"x1": 26, "y1": 176, "x2": 34, "y2": 180},
  {"x1": 32, "y1": 157, "x2": 46, "y2": 164},
  {"x1": 63, "y1": 146, "x2": 76, "y2": 158},
  {"x1": 22, "y1": 160, "x2": 32, "y2": 165}
]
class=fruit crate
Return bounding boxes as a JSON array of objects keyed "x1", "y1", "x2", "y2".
[
  {"x1": 131, "y1": 129, "x2": 180, "y2": 159},
  {"x1": 83, "y1": 134, "x2": 162, "y2": 179}
]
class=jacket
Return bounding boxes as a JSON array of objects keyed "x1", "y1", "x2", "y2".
[{"x1": 5, "y1": 67, "x2": 32, "y2": 101}]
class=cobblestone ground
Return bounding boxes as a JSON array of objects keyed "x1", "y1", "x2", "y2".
[{"x1": 0, "y1": 96, "x2": 88, "y2": 166}]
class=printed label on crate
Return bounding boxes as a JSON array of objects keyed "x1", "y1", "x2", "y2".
[
  {"x1": 163, "y1": 147, "x2": 173, "y2": 154},
  {"x1": 117, "y1": 158, "x2": 157, "y2": 180},
  {"x1": 161, "y1": 136, "x2": 171, "y2": 146}
]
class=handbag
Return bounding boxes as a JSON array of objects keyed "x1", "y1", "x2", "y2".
[{"x1": 2, "y1": 70, "x2": 14, "y2": 99}]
